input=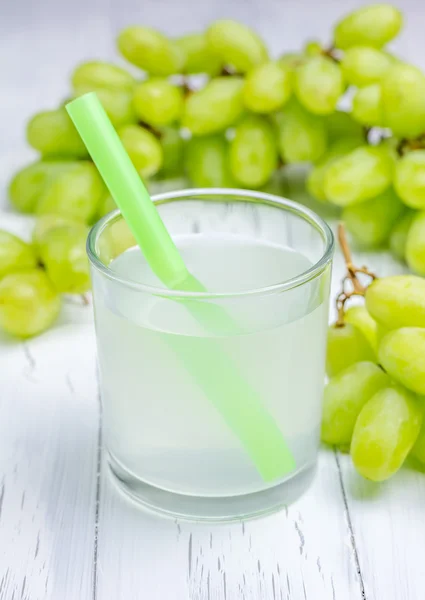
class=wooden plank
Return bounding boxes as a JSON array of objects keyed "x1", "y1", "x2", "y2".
[
  {"x1": 0, "y1": 325, "x2": 99, "y2": 600},
  {"x1": 338, "y1": 453, "x2": 425, "y2": 600},
  {"x1": 331, "y1": 248, "x2": 425, "y2": 600},
  {"x1": 95, "y1": 178, "x2": 362, "y2": 599},
  {"x1": 96, "y1": 449, "x2": 363, "y2": 599}
]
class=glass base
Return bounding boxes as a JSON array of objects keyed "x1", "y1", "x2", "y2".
[{"x1": 108, "y1": 453, "x2": 317, "y2": 522}]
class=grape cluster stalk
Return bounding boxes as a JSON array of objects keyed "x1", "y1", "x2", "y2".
[{"x1": 324, "y1": 225, "x2": 425, "y2": 481}]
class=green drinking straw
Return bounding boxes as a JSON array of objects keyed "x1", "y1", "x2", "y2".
[{"x1": 66, "y1": 92, "x2": 296, "y2": 481}]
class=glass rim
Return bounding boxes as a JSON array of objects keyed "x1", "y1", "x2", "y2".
[{"x1": 87, "y1": 187, "x2": 335, "y2": 299}]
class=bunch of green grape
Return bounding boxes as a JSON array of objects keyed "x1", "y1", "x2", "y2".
[
  {"x1": 323, "y1": 260, "x2": 425, "y2": 481},
  {"x1": 5, "y1": 2, "x2": 425, "y2": 344},
  {"x1": 10, "y1": 4, "x2": 425, "y2": 276},
  {"x1": 0, "y1": 216, "x2": 90, "y2": 338}
]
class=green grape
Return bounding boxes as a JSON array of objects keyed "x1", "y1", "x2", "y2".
[
  {"x1": 366, "y1": 275, "x2": 425, "y2": 329},
  {"x1": 406, "y1": 211, "x2": 425, "y2": 276},
  {"x1": 182, "y1": 77, "x2": 244, "y2": 136},
  {"x1": 0, "y1": 231, "x2": 37, "y2": 278},
  {"x1": 323, "y1": 145, "x2": 393, "y2": 206},
  {"x1": 379, "y1": 328, "x2": 425, "y2": 395},
  {"x1": 394, "y1": 151, "x2": 425, "y2": 209},
  {"x1": 321, "y1": 362, "x2": 389, "y2": 445},
  {"x1": 104, "y1": 221, "x2": 136, "y2": 262},
  {"x1": 381, "y1": 64, "x2": 425, "y2": 138},
  {"x1": 37, "y1": 162, "x2": 104, "y2": 224},
  {"x1": 185, "y1": 135, "x2": 236, "y2": 187},
  {"x1": 33, "y1": 214, "x2": 79, "y2": 249},
  {"x1": 376, "y1": 323, "x2": 390, "y2": 345},
  {"x1": 341, "y1": 46, "x2": 392, "y2": 87},
  {"x1": 206, "y1": 20, "x2": 268, "y2": 73},
  {"x1": 9, "y1": 162, "x2": 48, "y2": 213},
  {"x1": 229, "y1": 115, "x2": 278, "y2": 188},
  {"x1": 39, "y1": 224, "x2": 90, "y2": 294},
  {"x1": 27, "y1": 108, "x2": 88, "y2": 158},
  {"x1": 326, "y1": 322, "x2": 375, "y2": 378},
  {"x1": 334, "y1": 5, "x2": 403, "y2": 50},
  {"x1": 351, "y1": 385, "x2": 423, "y2": 481},
  {"x1": 98, "y1": 219, "x2": 137, "y2": 264},
  {"x1": 344, "y1": 305, "x2": 378, "y2": 353},
  {"x1": 0, "y1": 269, "x2": 61, "y2": 338},
  {"x1": 380, "y1": 136, "x2": 399, "y2": 163},
  {"x1": 175, "y1": 33, "x2": 221, "y2": 75},
  {"x1": 118, "y1": 125, "x2": 163, "y2": 178},
  {"x1": 326, "y1": 111, "x2": 364, "y2": 143},
  {"x1": 117, "y1": 26, "x2": 184, "y2": 75},
  {"x1": 158, "y1": 126, "x2": 185, "y2": 179},
  {"x1": 91, "y1": 88, "x2": 136, "y2": 128},
  {"x1": 411, "y1": 418, "x2": 425, "y2": 465},
  {"x1": 73, "y1": 69, "x2": 136, "y2": 127},
  {"x1": 97, "y1": 195, "x2": 117, "y2": 218},
  {"x1": 352, "y1": 84, "x2": 384, "y2": 127},
  {"x1": 307, "y1": 138, "x2": 364, "y2": 201},
  {"x1": 278, "y1": 53, "x2": 306, "y2": 71},
  {"x1": 343, "y1": 187, "x2": 404, "y2": 248},
  {"x1": 304, "y1": 40, "x2": 322, "y2": 56},
  {"x1": 294, "y1": 56, "x2": 344, "y2": 115},
  {"x1": 71, "y1": 61, "x2": 135, "y2": 93},
  {"x1": 132, "y1": 78, "x2": 184, "y2": 126},
  {"x1": 307, "y1": 163, "x2": 330, "y2": 202},
  {"x1": 389, "y1": 210, "x2": 415, "y2": 261},
  {"x1": 277, "y1": 101, "x2": 328, "y2": 164},
  {"x1": 307, "y1": 162, "x2": 331, "y2": 202},
  {"x1": 243, "y1": 62, "x2": 292, "y2": 113},
  {"x1": 8, "y1": 160, "x2": 74, "y2": 213}
]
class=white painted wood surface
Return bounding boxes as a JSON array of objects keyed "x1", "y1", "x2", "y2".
[
  {"x1": 1, "y1": 1, "x2": 425, "y2": 598},
  {"x1": 1, "y1": 205, "x2": 424, "y2": 600}
]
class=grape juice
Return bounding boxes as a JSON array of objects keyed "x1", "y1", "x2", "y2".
[{"x1": 94, "y1": 233, "x2": 328, "y2": 505}]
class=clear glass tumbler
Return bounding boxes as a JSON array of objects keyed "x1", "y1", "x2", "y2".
[{"x1": 87, "y1": 189, "x2": 334, "y2": 521}]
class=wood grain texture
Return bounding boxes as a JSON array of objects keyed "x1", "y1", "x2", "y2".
[
  {"x1": 96, "y1": 451, "x2": 361, "y2": 600},
  {"x1": 0, "y1": 325, "x2": 98, "y2": 600},
  {"x1": 339, "y1": 455, "x2": 425, "y2": 600},
  {"x1": 1, "y1": 1, "x2": 425, "y2": 598},
  {"x1": 1, "y1": 207, "x2": 423, "y2": 600},
  {"x1": 332, "y1": 254, "x2": 425, "y2": 600}
]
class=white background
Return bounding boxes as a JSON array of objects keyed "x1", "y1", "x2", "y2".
[{"x1": 1, "y1": 1, "x2": 425, "y2": 599}]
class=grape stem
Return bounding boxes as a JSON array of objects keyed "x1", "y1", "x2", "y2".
[
  {"x1": 363, "y1": 126, "x2": 372, "y2": 143},
  {"x1": 322, "y1": 46, "x2": 341, "y2": 63},
  {"x1": 335, "y1": 223, "x2": 377, "y2": 327},
  {"x1": 397, "y1": 134, "x2": 425, "y2": 156},
  {"x1": 220, "y1": 66, "x2": 242, "y2": 77},
  {"x1": 138, "y1": 121, "x2": 162, "y2": 139},
  {"x1": 182, "y1": 78, "x2": 195, "y2": 98}
]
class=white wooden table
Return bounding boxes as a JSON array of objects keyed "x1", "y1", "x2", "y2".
[{"x1": 1, "y1": 1, "x2": 425, "y2": 598}]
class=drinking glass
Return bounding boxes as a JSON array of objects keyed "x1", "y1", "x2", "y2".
[{"x1": 87, "y1": 189, "x2": 334, "y2": 521}]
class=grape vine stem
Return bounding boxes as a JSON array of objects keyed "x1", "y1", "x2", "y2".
[
  {"x1": 336, "y1": 223, "x2": 377, "y2": 327},
  {"x1": 396, "y1": 133, "x2": 425, "y2": 156}
]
